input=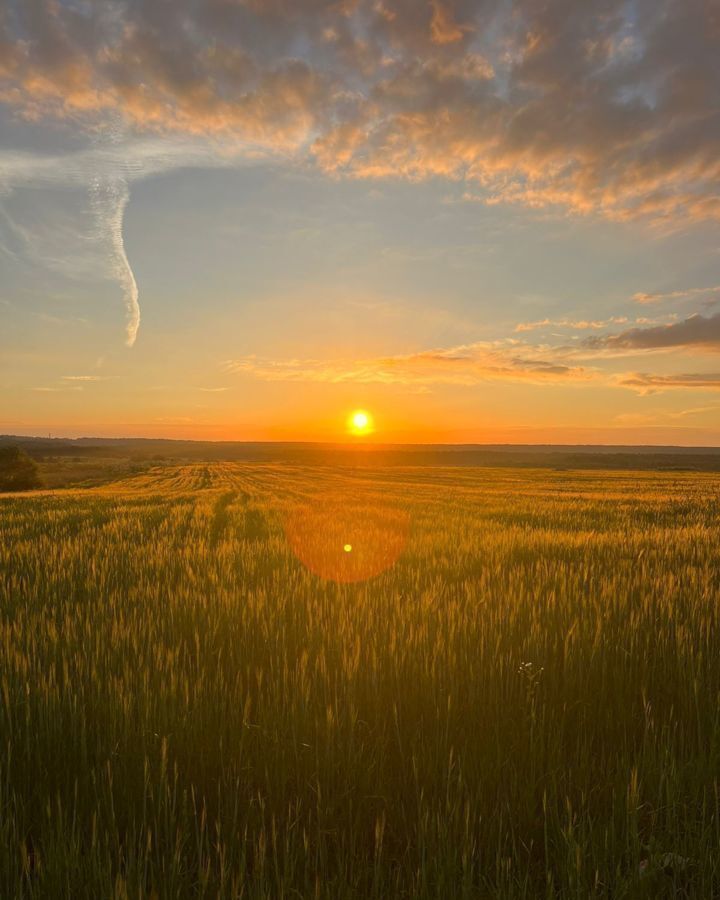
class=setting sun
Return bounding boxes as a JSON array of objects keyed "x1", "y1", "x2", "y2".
[{"x1": 347, "y1": 409, "x2": 374, "y2": 436}]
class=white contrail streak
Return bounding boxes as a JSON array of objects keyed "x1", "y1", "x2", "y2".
[
  {"x1": 113, "y1": 186, "x2": 141, "y2": 348},
  {"x1": 91, "y1": 178, "x2": 140, "y2": 346},
  {"x1": 0, "y1": 136, "x2": 276, "y2": 347}
]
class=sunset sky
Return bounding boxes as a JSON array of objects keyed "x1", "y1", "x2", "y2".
[{"x1": 1, "y1": 0, "x2": 719, "y2": 443}]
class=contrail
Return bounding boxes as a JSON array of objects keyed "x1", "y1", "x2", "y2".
[
  {"x1": 90, "y1": 177, "x2": 140, "y2": 347},
  {"x1": 0, "y1": 135, "x2": 276, "y2": 347}
]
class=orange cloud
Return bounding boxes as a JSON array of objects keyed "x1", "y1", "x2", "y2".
[
  {"x1": 616, "y1": 373, "x2": 720, "y2": 394},
  {"x1": 633, "y1": 285, "x2": 720, "y2": 305},
  {"x1": 224, "y1": 309, "x2": 720, "y2": 396},
  {"x1": 515, "y1": 316, "x2": 628, "y2": 333},
  {"x1": 429, "y1": 1, "x2": 468, "y2": 45},
  {"x1": 225, "y1": 342, "x2": 592, "y2": 387},
  {"x1": 0, "y1": 0, "x2": 718, "y2": 227}
]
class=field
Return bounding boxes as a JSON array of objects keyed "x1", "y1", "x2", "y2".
[{"x1": 1, "y1": 462, "x2": 719, "y2": 898}]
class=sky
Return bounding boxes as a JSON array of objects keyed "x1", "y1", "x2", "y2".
[{"x1": 1, "y1": 0, "x2": 719, "y2": 444}]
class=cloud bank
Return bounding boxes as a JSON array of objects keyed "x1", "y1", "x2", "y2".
[
  {"x1": 224, "y1": 342, "x2": 590, "y2": 388},
  {"x1": 225, "y1": 310, "x2": 720, "y2": 393},
  {"x1": 583, "y1": 311, "x2": 720, "y2": 353},
  {"x1": 2, "y1": 0, "x2": 719, "y2": 225},
  {"x1": 1, "y1": 0, "x2": 719, "y2": 347}
]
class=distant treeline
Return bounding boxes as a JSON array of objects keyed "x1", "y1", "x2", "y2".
[{"x1": 3, "y1": 435, "x2": 720, "y2": 472}]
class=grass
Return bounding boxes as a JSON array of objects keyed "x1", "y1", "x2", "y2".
[
  {"x1": 0, "y1": 462, "x2": 719, "y2": 898},
  {"x1": 33, "y1": 455, "x2": 157, "y2": 490}
]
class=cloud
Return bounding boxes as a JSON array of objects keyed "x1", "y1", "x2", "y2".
[
  {"x1": 225, "y1": 342, "x2": 591, "y2": 387},
  {"x1": 0, "y1": 0, "x2": 717, "y2": 232},
  {"x1": 583, "y1": 312, "x2": 720, "y2": 353},
  {"x1": 515, "y1": 316, "x2": 628, "y2": 333},
  {"x1": 90, "y1": 178, "x2": 139, "y2": 347},
  {"x1": 430, "y1": 1, "x2": 470, "y2": 45},
  {"x1": 32, "y1": 385, "x2": 83, "y2": 393},
  {"x1": 218, "y1": 279, "x2": 720, "y2": 393},
  {"x1": 613, "y1": 405, "x2": 720, "y2": 424},
  {"x1": 61, "y1": 375, "x2": 115, "y2": 382},
  {"x1": 29, "y1": 374, "x2": 117, "y2": 393},
  {"x1": 632, "y1": 285, "x2": 720, "y2": 305},
  {"x1": 2, "y1": 1, "x2": 719, "y2": 345},
  {"x1": 616, "y1": 373, "x2": 720, "y2": 394},
  {"x1": 668, "y1": 404, "x2": 720, "y2": 418},
  {"x1": 225, "y1": 311, "x2": 720, "y2": 394}
]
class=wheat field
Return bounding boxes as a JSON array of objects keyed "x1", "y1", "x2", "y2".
[{"x1": 1, "y1": 463, "x2": 719, "y2": 898}]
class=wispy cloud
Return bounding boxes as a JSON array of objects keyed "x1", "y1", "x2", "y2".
[
  {"x1": 29, "y1": 374, "x2": 116, "y2": 392},
  {"x1": 32, "y1": 385, "x2": 84, "y2": 393},
  {"x1": 668, "y1": 405, "x2": 720, "y2": 418},
  {"x1": 633, "y1": 286, "x2": 720, "y2": 305},
  {"x1": 61, "y1": 375, "x2": 115, "y2": 382},
  {"x1": 515, "y1": 316, "x2": 628, "y2": 333},
  {"x1": 616, "y1": 373, "x2": 720, "y2": 394},
  {"x1": 90, "y1": 178, "x2": 139, "y2": 346},
  {"x1": 227, "y1": 309, "x2": 720, "y2": 394},
  {"x1": 613, "y1": 404, "x2": 720, "y2": 424},
  {"x1": 225, "y1": 342, "x2": 591, "y2": 388}
]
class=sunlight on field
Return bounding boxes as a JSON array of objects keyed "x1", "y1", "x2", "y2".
[{"x1": 1, "y1": 463, "x2": 719, "y2": 897}]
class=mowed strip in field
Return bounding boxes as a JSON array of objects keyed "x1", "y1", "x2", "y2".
[{"x1": 1, "y1": 463, "x2": 719, "y2": 898}]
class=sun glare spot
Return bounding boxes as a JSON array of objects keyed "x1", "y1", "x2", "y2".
[
  {"x1": 283, "y1": 492, "x2": 410, "y2": 583},
  {"x1": 347, "y1": 409, "x2": 374, "y2": 435}
]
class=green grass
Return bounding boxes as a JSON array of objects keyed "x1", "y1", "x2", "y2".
[{"x1": 1, "y1": 463, "x2": 719, "y2": 898}]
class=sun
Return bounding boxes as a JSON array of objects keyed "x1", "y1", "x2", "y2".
[{"x1": 347, "y1": 409, "x2": 374, "y2": 436}]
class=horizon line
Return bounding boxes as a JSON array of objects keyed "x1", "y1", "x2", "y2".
[{"x1": 3, "y1": 434, "x2": 720, "y2": 452}]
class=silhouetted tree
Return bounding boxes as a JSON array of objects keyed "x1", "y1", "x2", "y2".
[{"x1": 0, "y1": 446, "x2": 43, "y2": 491}]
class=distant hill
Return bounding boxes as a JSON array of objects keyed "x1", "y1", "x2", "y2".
[{"x1": 3, "y1": 435, "x2": 720, "y2": 472}]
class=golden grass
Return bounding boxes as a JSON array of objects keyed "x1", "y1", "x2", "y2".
[{"x1": 0, "y1": 463, "x2": 719, "y2": 898}]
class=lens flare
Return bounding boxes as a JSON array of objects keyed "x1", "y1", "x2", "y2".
[{"x1": 284, "y1": 493, "x2": 409, "y2": 583}]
